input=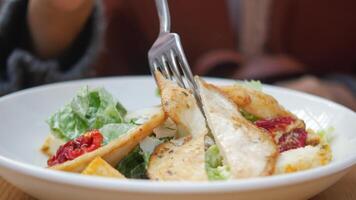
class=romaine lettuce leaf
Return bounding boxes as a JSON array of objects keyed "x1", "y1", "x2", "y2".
[
  {"x1": 205, "y1": 145, "x2": 230, "y2": 180},
  {"x1": 47, "y1": 87, "x2": 127, "y2": 141},
  {"x1": 317, "y1": 127, "x2": 335, "y2": 143},
  {"x1": 155, "y1": 87, "x2": 161, "y2": 97},
  {"x1": 242, "y1": 80, "x2": 263, "y2": 91},
  {"x1": 116, "y1": 146, "x2": 148, "y2": 179},
  {"x1": 207, "y1": 165, "x2": 230, "y2": 181},
  {"x1": 100, "y1": 123, "x2": 137, "y2": 145},
  {"x1": 116, "y1": 136, "x2": 163, "y2": 179},
  {"x1": 240, "y1": 109, "x2": 260, "y2": 122}
]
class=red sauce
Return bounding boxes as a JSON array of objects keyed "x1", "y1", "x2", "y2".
[
  {"x1": 47, "y1": 130, "x2": 103, "y2": 167},
  {"x1": 278, "y1": 128, "x2": 307, "y2": 153},
  {"x1": 254, "y1": 116, "x2": 295, "y2": 132}
]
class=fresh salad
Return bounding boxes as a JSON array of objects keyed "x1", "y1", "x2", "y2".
[{"x1": 41, "y1": 74, "x2": 332, "y2": 181}]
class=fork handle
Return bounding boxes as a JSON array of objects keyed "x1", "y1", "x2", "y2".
[{"x1": 155, "y1": 0, "x2": 171, "y2": 34}]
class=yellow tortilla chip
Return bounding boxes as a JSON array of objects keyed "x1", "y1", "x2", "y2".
[{"x1": 82, "y1": 157, "x2": 125, "y2": 178}]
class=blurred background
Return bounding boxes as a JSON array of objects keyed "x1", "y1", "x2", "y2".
[
  {"x1": 0, "y1": 0, "x2": 355, "y2": 109},
  {"x1": 97, "y1": 0, "x2": 356, "y2": 77}
]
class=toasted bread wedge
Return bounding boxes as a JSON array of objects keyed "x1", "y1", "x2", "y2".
[
  {"x1": 49, "y1": 107, "x2": 165, "y2": 173},
  {"x1": 219, "y1": 84, "x2": 305, "y2": 144},
  {"x1": 219, "y1": 84, "x2": 292, "y2": 119},
  {"x1": 41, "y1": 134, "x2": 66, "y2": 157},
  {"x1": 220, "y1": 84, "x2": 304, "y2": 128},
  {"x1": 147, "y1": 72, "x2": 208, "y2": 181},
  {"x1": 197, "y1": 78, "x2": 278, "y2": 178},
  {"x1": 81, "y1": 157, "x2": 125, "y2": 178}
]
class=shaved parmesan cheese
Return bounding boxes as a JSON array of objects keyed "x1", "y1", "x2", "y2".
[
  {"x1": 153, "y1": 118, "x2": 177, "y2": 138},
  {"x1": 139, "y1": 137, "x2": 163, "y2": 155},
  {"x1": 275, "y1": 145, "x2": 331, "y2": 174}
]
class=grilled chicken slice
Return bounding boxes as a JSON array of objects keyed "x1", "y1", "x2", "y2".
[
  {"x1": 147, "y1": 72, "x2": 208, "y2": 181},
  {"x1": 155, "y1": 72, "x2": 207, "y2": 138},
  {"x1": 148, "y1": 135, "x2": 207, "y2": 181},
  {"x1": 197, "y1": 78, "x2": 278, "y2": 178}
]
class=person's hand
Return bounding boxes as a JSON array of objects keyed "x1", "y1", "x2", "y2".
[
  {"x1": 28, "y1": 0, "x2": 94, "y2": 58},
  {"x1": 277, "y1": 76, "x2": 356, "y2": 110}
]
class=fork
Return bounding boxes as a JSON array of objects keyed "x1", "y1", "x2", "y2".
[{"x1": 148, "y1": 0, "x2": 202, "y2": 106}]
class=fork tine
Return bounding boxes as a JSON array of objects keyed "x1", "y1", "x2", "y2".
[
  {"x1": 150, "y1": 57, "x2": 170, "y2": 81},
  {"x1": 174, "y1": 42, "x2": 197, "y2": 86},
  {"x1": 168, "y1": 50, "x2": 185, "y2": 88},
  {"x1": 174, "y1": 42, "x2": 203, "y2": 107},
  {"x1": 176, "y1": 51, "x2": 196, "y2": 90},
  {"x1": 150, "y1": 0, "x2": 206, "y2": 116},
  {"x1": 160, "y1": 55, "x2": 172, "y2": 80},
  {"x1": 150, "y1": 61, "x2": 159, "y2": 76}
]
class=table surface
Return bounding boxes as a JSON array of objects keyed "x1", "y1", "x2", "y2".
[{"x1": 0, "y1": 166, "x2": 355, "y2": 200}]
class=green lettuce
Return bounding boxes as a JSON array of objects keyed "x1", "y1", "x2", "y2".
[
  {"x1": 155, "y1": 87, "x2": 161, "y2": 97},
  {"x1": 116, "y1": 146, "x2": 148, "y2": 179},
  {"x1": 317, "y1": 127, "x2": 335, "y2": 143},
  {"x1": 116, "y1": 136, "x2": 163, "y2": 179},
  {"x1": 99, "y1": 123, "x2": 137, "y2": 145},
  {"x1": 47, "y1": 87, "x2": 128, "y2": 141},
  {"x1": 242, "y1": 80, "x2": 263, "y2": 91},
  {"x1": 205, "y1": 145, "x2": 230, "y2": 180},
  {"x1": 240, "y1": 109, "x2": 260, "y2": 122}
]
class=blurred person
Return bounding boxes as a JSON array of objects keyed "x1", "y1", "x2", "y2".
[
  {"x1": 0, "y1": 0, "x2": 355, "y2": 110},
  {"x1": 0, "y1": 0, "x2": 99, "y2": 95}
]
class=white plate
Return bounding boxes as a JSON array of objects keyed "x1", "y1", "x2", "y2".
[{"x1": 0, "y1": 76, "x2": 355, "y2": 200}]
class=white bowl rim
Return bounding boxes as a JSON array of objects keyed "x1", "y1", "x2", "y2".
[{"x1": 0, "y1": 76, "x2": 355, "y2": 194}]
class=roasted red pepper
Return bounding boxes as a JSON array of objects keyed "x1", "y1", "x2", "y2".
[
  {"x1": 254, "y1": 116, "x2": 295, "y2": 132},
  {"x1": 278, "y1": 128, "x2": 307, "y2": 152},
  {"x1": 47, "y1": 130, "x2": 103, "y2": 167}
]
